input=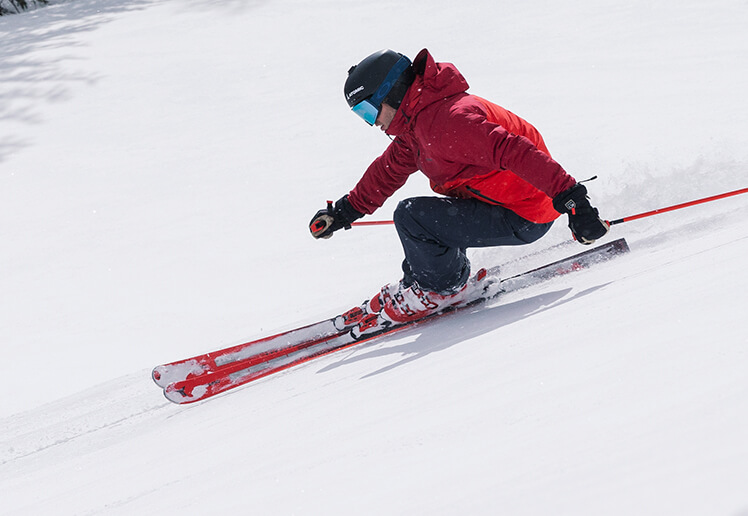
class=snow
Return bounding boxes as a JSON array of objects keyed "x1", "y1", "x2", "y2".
[{"x1": 1, "y1": 0, "x2": 747, "y2": 514}]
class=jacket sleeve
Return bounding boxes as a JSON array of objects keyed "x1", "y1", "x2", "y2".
[
  {"x1": 347, "y1": 137, "x2": 419, "y2": 215},
  {"x1": 436, "y1": 107, "x2": 576, "y2": 198}
]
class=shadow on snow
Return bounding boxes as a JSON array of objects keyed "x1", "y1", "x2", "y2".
[{"x1": 319, "y1": 283, "x2": 611, "y2": 379}]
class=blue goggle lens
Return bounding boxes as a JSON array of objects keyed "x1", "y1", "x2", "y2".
[{"x1": 351, "y1": 99, "x2": 379, "y2": 126}]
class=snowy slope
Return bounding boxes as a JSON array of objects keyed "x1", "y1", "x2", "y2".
[{"x1": 1, "y1": 0, "x2": 747, "y2": 514}]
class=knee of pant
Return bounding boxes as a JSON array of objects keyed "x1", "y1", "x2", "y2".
[{"x1": 393, "y1": 198, "x2": 418, "y2": 229}]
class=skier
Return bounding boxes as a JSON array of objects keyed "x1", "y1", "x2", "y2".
[{"x1": 309, "y1": 49, "x2": 609, "y2": 330}]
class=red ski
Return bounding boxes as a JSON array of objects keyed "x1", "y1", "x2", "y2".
[
  {"x1": 163, "y1": 313, "x2": 436, "y2": 403},
  {"x1": 155, "y1": 238, "x2": 629, "y2": 404},
  {"x1": 152, "y1": 318, "x2": 341, "y2": 387}
]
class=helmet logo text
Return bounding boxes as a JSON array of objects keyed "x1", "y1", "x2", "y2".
[{"x1": 346, "y1": 86, "x2": 364, "y2": 99}]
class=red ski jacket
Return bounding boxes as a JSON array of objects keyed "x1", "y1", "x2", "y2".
[{"x1": 347, "y1": 49, "x2": 577, "y2": 224}]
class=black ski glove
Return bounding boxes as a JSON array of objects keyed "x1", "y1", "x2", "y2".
[
  {"x1": 552, "y1": 184, "x2": 610, "y2": 245},
  {"x1": 309, "y1": 195, "x2": 364, "y2": 239}
]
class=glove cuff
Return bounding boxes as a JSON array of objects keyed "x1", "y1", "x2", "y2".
[
  {"x1": 552, "y1": 183, "x2": 589, "y2": 215},
  {"x1": 335, "y1": 196, "x2": 365, "y2": 229}
]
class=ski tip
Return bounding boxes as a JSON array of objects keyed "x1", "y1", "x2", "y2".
[
  {"x1": 151, "y1": 367, "x2": 166, "y2": 387},
  {"x1": 151, "y1": 360, "x2": 207, "y2": 388},
  {"x1": 163, "y1": 383, "x2": 209, "y2": 404}
]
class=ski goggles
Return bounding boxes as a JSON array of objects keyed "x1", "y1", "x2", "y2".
[
  {"x1": 351, "y1": 99, "x2": 381, "y2": 126},
  {"x1": 350, "y1": 55, "x2": 412, "y2": 126}
]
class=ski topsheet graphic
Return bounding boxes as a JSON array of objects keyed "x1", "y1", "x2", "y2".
[{"x1": 154, "y1": 238, "x2": 630, "y2": 404}]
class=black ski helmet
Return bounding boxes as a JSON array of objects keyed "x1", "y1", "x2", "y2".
[{"x1": 344, "y1": 50, "x2": 415, "y2": 114}]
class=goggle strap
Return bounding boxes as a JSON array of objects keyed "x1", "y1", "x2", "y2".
[{"x1": 369, "y1": 55, "x2": 411, "y2": 108}]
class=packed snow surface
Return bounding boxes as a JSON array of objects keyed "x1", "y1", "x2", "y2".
[{"x1": 1, "y1": 0, "x2": 747, "y2": 514}]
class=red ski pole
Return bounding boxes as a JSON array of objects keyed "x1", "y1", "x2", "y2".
[
  {"x1": 607, "y1": 187, "x2": 748, "y2": 226},
  {"x1": 351, "y1": 220, "x2": 395, "y2": 226},
  {"x1": 349, "y1": 187, "x2": 748, "y2": 228}
]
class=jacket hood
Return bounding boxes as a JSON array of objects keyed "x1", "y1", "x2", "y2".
[{"x1": 386, "y1": 49, "x2": 470, "y2": 136}]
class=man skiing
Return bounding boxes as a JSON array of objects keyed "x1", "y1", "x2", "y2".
[{"x1": 310, "y1": 49, "x2": 609, "y2": 332}]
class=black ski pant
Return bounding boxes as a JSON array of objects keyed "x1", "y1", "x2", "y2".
[{"x1": 394, "y1": 196, "x2": 554, "y2": 293}]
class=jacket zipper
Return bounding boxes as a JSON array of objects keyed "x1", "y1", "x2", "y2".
[{"x1": 465, "y1": 186, "x2": 506, "y2": 207}]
